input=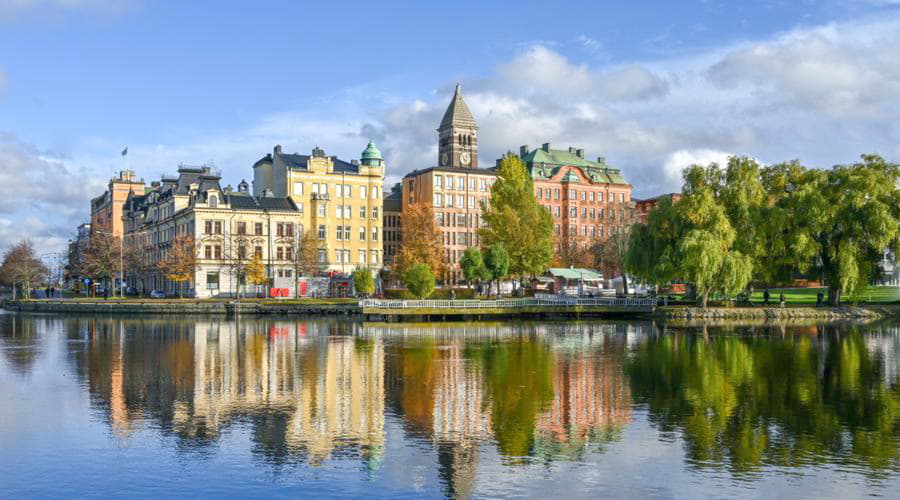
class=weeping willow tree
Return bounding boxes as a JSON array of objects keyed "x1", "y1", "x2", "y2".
[{"x1": 626, "y1": 161, "x2": 754, "y2": 307}]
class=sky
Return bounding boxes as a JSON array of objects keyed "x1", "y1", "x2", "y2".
[{"x1": 2, "y1": 0, "x2": 900, "y2": 255}]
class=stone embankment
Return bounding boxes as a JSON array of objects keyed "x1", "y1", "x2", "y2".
[
  {"x1": 2, "y1": 300, "x2": 360, "y2": 316},
  {"x1": 658, "y1": 306, "x2": 889, "y2": 321}
]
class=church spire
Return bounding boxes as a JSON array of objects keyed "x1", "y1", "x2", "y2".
[{"x1": 439, "y1": 83, "x2": 477, "y2": 130}]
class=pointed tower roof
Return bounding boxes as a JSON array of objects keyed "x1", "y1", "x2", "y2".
[{"x1": 439, "y1": 83, "x2": 478, "y2": 129}]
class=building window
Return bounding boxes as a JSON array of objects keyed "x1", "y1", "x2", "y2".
[
  {"x1": 580, "y1": 191, "x2": 586, "y2": 201},
  {"x1": 570, "y1": 207, "x2": 577, "y2": 218},
  {"x1": 317, "y1": 249, "x2": 326, "y2": 263},
  {"x1": 446, "y1": 195, "x2": 454, "y2": 208},
  {"x1": 254, "y1": 222, "x2": 263, "y2": 235},
  {"x1": 277, "y1": 247, "x2": 284, "y2": 260},
  {"x1": 237, "y1": 222, "x2": 246, "y2": 235},
  {"x1": 435, "y1": 193, "x2": 443, "y2": 207},
  {"x1": 371, "y1": 250, "x2": 378, "y2": 264},
  {"x1": 372, "y1": 227, "x2": 378, "y2": 241},
  {"x1": 204, "y1": 245, "x2": 212, "y2": 259},
  {"x1": 285, "y1": 247, "x2": 292, "y2": 261},
  {"x1": 214, "y1": 245, "x2": 222, "y2": 259},
  {"x1": 479, "y1": 179, "x2": 487, "y2": 191},
  {"x1": 207, "y1": 272, "x2": 219, "y2": 289},
  {"x1": 371, "y1": 187, "x2": 379, "y2": 199},
  {"x1": 359, "y1": 250, "x2": 366, "y2": 263},
  {"x1": 467, "y1": 196, "x2": 474, "y2": 208},
  {"x1": 336, "y1": 225, "x2": 343, "y2": 240},
  {"x1": 372, "y1": 207, "x2": 378, "y2": 219},
  {"x1": 254, "y1": 246, "x2": 262, "y2": 258},
  {"x1": 582, "y1": 207, "x2": 587, "y2": 218},
  {"x1": 360, "y1": 186, "x2": 367, "y2": 198},
  {"x1": 620, "y1": 193, "x2": 625, "y2": 203},
  {"x1": 435, "y1": 175, "x2": 443, "y2": 188},
  {"x1": 359, "y1": 227, "x2": 366, "y2": 240},
  {"x1": 554, "y1": 189, "x2": 560, "y2": 200},
  {"x1": 344, "y1": 226, "x2": 350, "y2": 240},
  {"x1": 468, "y1": 178, "x2": 475, "y2": 190},
  {"x1": 598, "y1": 193, "x2": 604, "y2": 202},
  {"x1": 293, "y1": 182, "x2": 303, "y2": 195},
  {"x1": 318, "y1": 225, "x2": 326, "y2": 240},
  {"x1": 318, "y1": 204, "x2": 326, "y2": 217}
]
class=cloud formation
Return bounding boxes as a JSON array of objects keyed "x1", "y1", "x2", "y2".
[{"x1": 6, "y1": 13, "x2": 900, "y2": 254}]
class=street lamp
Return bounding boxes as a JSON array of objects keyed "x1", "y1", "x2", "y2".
[{"x1": 94, "y1": 229, "x2": 124, "y2": 298}]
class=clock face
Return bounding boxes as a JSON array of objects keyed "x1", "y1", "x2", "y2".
[
  {"x1": 460, "y1": 152, "x2": 471, "y2": 166},
  {"x1": 441, "y1": 153, "x2": 449, "y2": 166}
]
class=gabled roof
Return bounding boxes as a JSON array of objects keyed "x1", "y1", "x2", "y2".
[{"x1": 439, "y1": 83, "x2": 477, "y2": 129}]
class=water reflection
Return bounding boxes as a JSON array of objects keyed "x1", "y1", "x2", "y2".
[
  {"x1": 1, "y1": 314, "x2": 898, "y2": 498},
  {"x1": 629, "y1": 322, "x2": 900, "y2": 477}
]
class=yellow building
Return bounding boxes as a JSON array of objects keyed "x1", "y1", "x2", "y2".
[{"x1": 252, "y1": 143, "x2": 385, "y2": 273}]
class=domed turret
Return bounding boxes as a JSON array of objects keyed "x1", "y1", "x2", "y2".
[{"x1": 360, "y1": 140, "x2": 384, "y2": 167}]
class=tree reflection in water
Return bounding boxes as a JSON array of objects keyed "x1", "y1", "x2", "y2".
[
  {"x1": 627, "y1": 322, "x2": 900, "y2": 476},
  {"x1": 2, "y1": 314, "x2": 898, "y2": 497}
]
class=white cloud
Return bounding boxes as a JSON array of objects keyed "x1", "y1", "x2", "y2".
[
  {"x1": 497, "y1": 45, "x2": 669, "y2": 102},
  {"x1": 707, "y1": 22, "x2": 900, "y2": 118},
  {"x1": 0, "y1": 134, "x2": 105, "y2": 252},
  {"x1": 662, "y1": 149, "x2": 734, "y2": 191}
]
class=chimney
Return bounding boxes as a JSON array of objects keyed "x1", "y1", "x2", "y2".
[
  {"x1": 262, "y1": 188, "x2": 273, "y2": 198},
  {"x1": 520, "y1": 145, "x2": 529, "y2": 157},
  {"x1": 576, "y1": 149, "x2": 584, "y2": 159},
  {"x1": 541, "y1": 143, "x2": 551, "y2": 152},
  {"x1": 274, "y1": 145, "x2": 282, "y2": 155}
]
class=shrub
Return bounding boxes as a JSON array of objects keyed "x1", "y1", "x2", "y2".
[{"x1": 403, "y1": 264, "x2": 435, "y2": 299}]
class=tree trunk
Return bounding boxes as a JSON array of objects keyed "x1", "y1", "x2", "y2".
[
  {"x1": 699, "y1": 289, "x2": 709, "y2": 309},
  {"x1": 828, "y1": 285, "x2": 841, "y2": 306}
]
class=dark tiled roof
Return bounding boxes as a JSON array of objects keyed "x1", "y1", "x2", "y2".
[
  {"x1": 256, "y1": 151, "x2": 364, "y2": 175},
  {"x1": 440, "y1": 83, "x2": 477, "y2": 129},
  {"x1": 228, "y1": 195, "x2": 298, "y2": 212}
]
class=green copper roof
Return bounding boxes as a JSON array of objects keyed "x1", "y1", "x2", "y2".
[
  {"x1": 361, "y1": 140, "x2": 382, "y2": 160},
  {"x1": 547, "y1": 268, "x2": 604, "y2": 280},
  {"x1": 522, "y1": 146, "x2": 628, "y2": 185},
  {"x1": 561, "y1": 171, "x2": 580, "y2": 183}
]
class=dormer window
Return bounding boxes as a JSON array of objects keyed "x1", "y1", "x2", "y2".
[{"x1": 209, "y1": 194, "x2": 218, "y2": 208}]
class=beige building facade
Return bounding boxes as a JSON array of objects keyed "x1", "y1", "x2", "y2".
[{"x1": 252, "y1": 143, "x2": 385, "y2": 273}]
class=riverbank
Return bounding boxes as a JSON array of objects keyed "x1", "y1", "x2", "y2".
[
  {"x1": 656, "y1": 304, "x2": 899, "y2": 321},
  {"x1": 4, "y1": 299, "x2": 897, "y2": 321},
  {"x1": 2, "y1": 299, "x2": 359, "y2": 316}
]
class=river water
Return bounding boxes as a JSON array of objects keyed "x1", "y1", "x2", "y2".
[{"x1": 1, "y1": 312, "x2": 898, "y2": 499}]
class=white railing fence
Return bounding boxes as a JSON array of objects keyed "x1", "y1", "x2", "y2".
[{"x1": 360, "y1": 297, "x2": 656, "y2": 310}]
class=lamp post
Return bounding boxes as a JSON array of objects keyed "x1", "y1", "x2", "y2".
[{"x1": 94, "y1": 230, "x2": 123, "y2": 298}]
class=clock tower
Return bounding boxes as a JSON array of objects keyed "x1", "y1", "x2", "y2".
[{"x1": 437, "y1": 83, "x2": 478, "y2": 169}]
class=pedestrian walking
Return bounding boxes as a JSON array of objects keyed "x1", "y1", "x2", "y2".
[
  {"x1": 779, "y1": 292, "x2": 786, "y2": 309},
  {"x1": 816, "y1": 291, "x2": 824, "y2": 308},
  {"x1": 450, "y1": 290, "x2": 456, "y2": 301},
  {"x1": 763, "y1": 289, "x2": 770, "y2": 305}
]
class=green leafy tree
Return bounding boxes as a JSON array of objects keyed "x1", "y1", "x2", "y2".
[
  {"x1": 403, "y1": 263, "x2": 435, "y2": 299},
  {"x1": 459, "y1": 247, "x2": 487, "y2": 289},
  {"x1": 352, "y1": 266, "x2": 375, "y2": 297},
  {"x1": 480, "y1": 154, "x2": 553, "y2": 277},
  {"x1": 772, "y1": 155, "x2": 900, "y2": 305},
  {"x1": 483, "y1": 243, "x2": 510, "y2": 297},
  {"x1": 625, "y1": 162, "x2": 753, "y2": 307}
]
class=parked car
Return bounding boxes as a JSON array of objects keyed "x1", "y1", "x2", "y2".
[{"x1": 149, "y1": 290, "x2": 166, "y2": 299}]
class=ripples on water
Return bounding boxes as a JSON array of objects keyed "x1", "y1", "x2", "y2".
[{"x1": 0, "y1": 313, "x2": 898, "y2": 499}]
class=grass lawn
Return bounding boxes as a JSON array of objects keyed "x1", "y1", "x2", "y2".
[{"x1": 750, "y1": 286, "x2": 899, "y2": 305}]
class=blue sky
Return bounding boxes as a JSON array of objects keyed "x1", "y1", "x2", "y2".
[{"x1": 2, "y1": 0, "x2": 900, "y2": 253}]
